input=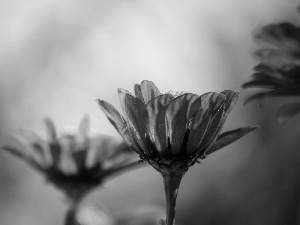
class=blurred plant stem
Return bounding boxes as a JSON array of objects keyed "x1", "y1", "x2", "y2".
[
  {"x1": 161, "y1": 173, "x2": 183, "y2": 225},
  {"x1": 64, "y1": 197, "x2": 83, "y2": 225}
]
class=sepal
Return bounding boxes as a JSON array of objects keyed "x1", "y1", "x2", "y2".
[{"x1": 206, "y1": 126, "x2": 258, "y2": 155}]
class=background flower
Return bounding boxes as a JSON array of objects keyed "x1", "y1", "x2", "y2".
[
  {"x1": 243, "y1": 8, "x2": 300, "y2": 123},
  {"x1": 2, "y1": 115, "x2": 140, "y2": 203}
]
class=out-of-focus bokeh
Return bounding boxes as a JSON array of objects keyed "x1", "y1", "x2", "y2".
[{"x1": 1, "y1": 0, "x2": 300, "y2": 224}]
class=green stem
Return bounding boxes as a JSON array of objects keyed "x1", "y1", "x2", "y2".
[{"x1": 162, "y1": 173, "x2": 183, "y2": 225}]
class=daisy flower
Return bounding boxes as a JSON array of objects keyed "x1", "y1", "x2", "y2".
[{"x1": 98, "y1": 80, "x2": 257, "y2": 225}]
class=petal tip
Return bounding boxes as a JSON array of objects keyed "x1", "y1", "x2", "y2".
[
  {"x1": 96, "y1": 99, "x2": 107, "y2": 109},
  {"x1": 44, "y1": 117, "x2": 56, "y2": 141},
  {"x1": 141, "y1": 80, "x2": 154, "y2": 84},
  {"x1": 245, "y1": 126, "x2": 259, "y2": 133}
]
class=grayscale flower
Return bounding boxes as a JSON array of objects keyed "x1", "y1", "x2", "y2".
[
  {"x1": 2, "y1": 115, "x2": 139, "y2": 203},
  {"x1": 98, "y1": 80, "x2": 257, "y2": 225},
  {"x1": 243, "y1": 10, "x2": 300, "y2": 123}
]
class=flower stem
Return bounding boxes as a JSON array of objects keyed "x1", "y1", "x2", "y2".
[
  {"x1": 64, "y1": 198, "x2": 82, "y2": 225},
  {"x1": 162, "y1": 173, "x2": 183, "y2": 225},
  {"x1": 64, "y1": 205, "x2": 78, "y2": 225}
]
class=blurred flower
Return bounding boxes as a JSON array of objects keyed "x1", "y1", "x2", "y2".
[
  {"x1": 256, "y1": 22, "x2": 300, "y2": 67},
  {"x1": 243, "y1": 8, "x2": 300, "y2": 123},
  {"x1": 98, "y1": 80, "x2": 257, "y2": 225},
  {"x1": 2, "y1": 115, "x2": 139, "y2": 203}
]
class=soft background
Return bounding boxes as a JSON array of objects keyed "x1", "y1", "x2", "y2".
[{"x1": 1, "y1": 0, "x2": 300, "y2": 224}]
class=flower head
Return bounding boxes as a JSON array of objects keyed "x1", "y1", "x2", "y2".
[
  {"x1": 243, "y1": 9, "x2": 300, "y2": 123},
  {"x1": 2, "y1": 115, "x2": 138, "y2": 202},
  {"x1": 98, "y1": 80, "x2": 257, "y2": 225},
  {"x1": 98, "y1": 80, "x2": 257, "y2": 176}
]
